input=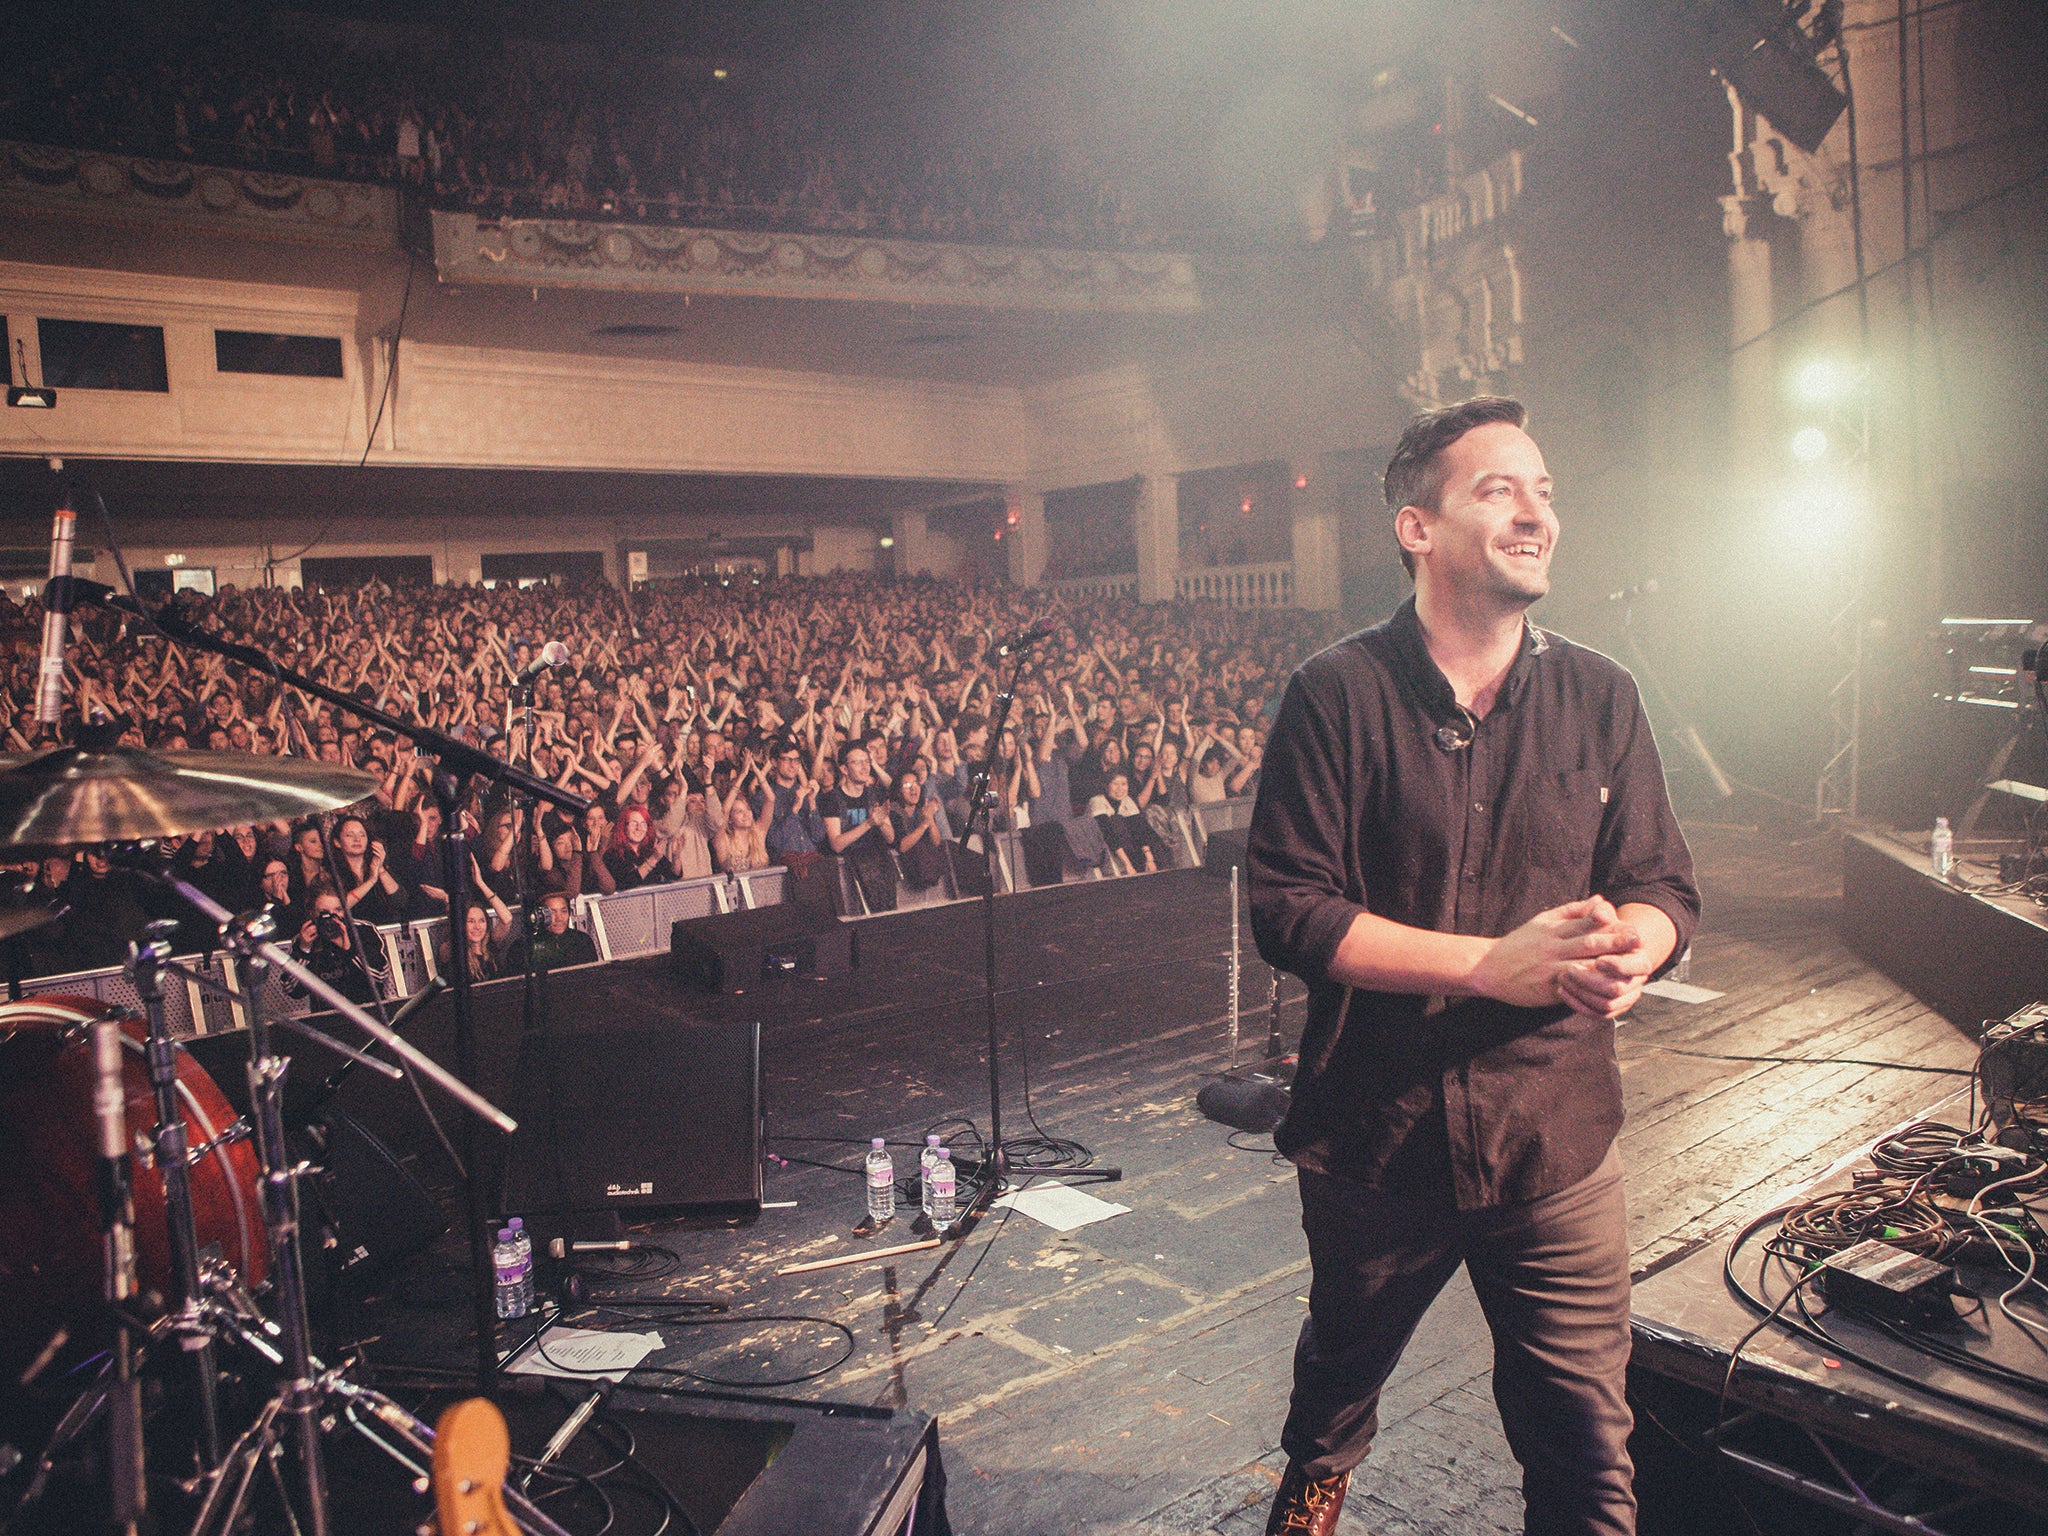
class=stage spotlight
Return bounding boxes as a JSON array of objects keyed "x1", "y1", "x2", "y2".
[
  {"x1": 878, "y1": 536, "x2": 895, "y2": 549},
  {"x1": 1683, "y1": 0, "x2": 1848, "y2": 154},
  {"x1": 1790, "y1": 427, "x2": 1830, "y2": 462}
]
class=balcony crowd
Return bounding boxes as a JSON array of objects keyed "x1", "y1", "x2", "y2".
[{"x1": 3, "y1": 22, "x2": 1172, "y2": 249}]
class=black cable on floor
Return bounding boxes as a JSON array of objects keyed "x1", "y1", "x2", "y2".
[
  {"x1": 1720, "y1": 1209, "x2": 2048, "y2": 1434},
  {"x1": 1635, "y1": 1045, "x2": 1974, "y2": 1076},
  {"x1": 535, "y1": 1308, "x2": 858, "y2": 1391}
]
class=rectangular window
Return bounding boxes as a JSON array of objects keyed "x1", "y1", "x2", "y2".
[
  {"x1": 214, "y1": 330, "x2": 345, "y2": 379},
  {"x1": 37, "y1": 318, "x2": 169, "y2": 392},
  {"x1": 480, "y1": 551, "x2": 606, "y2": 587},
  {"x1": 298, "y1": 554, "x2": 435, "y2": 590},
  {"x1": 135, "y1": 568, "x2": 214, "y2": 601}
]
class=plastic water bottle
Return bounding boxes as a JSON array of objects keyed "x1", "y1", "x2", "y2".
[
  {"x1": 493, "y1": 1228, "x2": 527, "y2": 1320},
  {"x1": 919, "y1": 1134, "x2": 943, "y2": 1218},
  {"x1": 508, "y1": 1216, "x2": 534, "y2": 1316},
  {"x1": 929, "y1": 1149, "x2": 956, "y2": 1234},
  {"x1": 1931, "y1": 817, "x2": 1954, "y2": 881},
  {"x1": 865, "y1": 1137, "x2": 895, "y2": 1225}
]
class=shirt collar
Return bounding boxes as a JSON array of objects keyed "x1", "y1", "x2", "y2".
[{"x1": 1387, "y1": 596, "x2": 1550, "y2": 720}]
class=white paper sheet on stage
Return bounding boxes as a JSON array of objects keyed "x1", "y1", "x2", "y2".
[
  {"x1": 993, "y1": 1180, "x2": 1130, "y2": 1233},
  {"x1": 1643, "y1": 979, "x2": 1724, "y2": 1004},
  {"x1": 505, "y1": 1325, "x2": 663, "y2": 1384}
]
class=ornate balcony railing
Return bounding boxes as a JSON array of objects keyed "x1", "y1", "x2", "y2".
[
  {"x1": 1046, "y1": 572, "x2": 1139, "y2": 601},
  {"x1": 0, "y1": 140, "x2": 398, "y2": 248},
  {"x1": 1176, "y1": 562, "x2": 1295, "y2": 609},
  {"x1": 430, "y1": 210, "x2": 1206, "y2": 311}
]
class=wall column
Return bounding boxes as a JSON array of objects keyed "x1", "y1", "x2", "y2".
[
  {"x1": 1133, "y1": 472, "x2": 1178, "y2": 604},
  {"x1": 1004, "y1": 487, "x2": 1046, "y2": 588},
  {"x1": 891, "y1": 509, "x2": 932, "y2": 577},
  {"x1": 1720, "y1": 86, "x2": 1780, "y2": 474},
  {"x1": 1290, "y1": 464, "x2": 1342, "y2": 611}
]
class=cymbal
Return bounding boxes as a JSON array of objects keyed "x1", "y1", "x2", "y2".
[{"x1": 0, "y1": 747, "x2": 378, "y2": 849}]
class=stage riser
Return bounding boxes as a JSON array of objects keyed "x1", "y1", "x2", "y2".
[{"x1": 1839, "y1": 831, "x2": 2048, "y2": 1029}]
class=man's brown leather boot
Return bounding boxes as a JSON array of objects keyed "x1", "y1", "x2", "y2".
[{"x1": 1264, "y1": 1460, "x2": 1352, "y2": 1535}]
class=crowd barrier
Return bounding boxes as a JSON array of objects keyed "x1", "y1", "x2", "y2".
[{"x1": 14, "y1": 798, "x2": 1256, "y2": 1031}]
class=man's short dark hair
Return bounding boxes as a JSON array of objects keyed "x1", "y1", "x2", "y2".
[{"x1": 1382, "y1": 396, "x2": 1528, "y2": 577}]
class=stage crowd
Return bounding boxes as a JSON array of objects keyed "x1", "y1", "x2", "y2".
[{"x1": 2, "y1": 574, "x2": 1329, "y2": 982}]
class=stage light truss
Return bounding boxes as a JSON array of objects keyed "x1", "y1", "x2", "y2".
[
  {"x1": 1715, "y1": 1410, "x2": 1996, "y2": 1536},
  {"x1": 1814, "y1": 379, "x2": 1872, "y2": 821}
]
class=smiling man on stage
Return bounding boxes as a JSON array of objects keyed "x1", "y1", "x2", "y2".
[{"x1": 1248, "y1": 397, "x2": 1700, "y2": 1535}]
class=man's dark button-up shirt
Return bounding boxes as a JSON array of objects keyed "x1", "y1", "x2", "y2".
[{"x1": 1248, "y1": 597, "x2": 1700, "y2": 1210}]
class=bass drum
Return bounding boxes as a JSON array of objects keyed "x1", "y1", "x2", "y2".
[{"x1": 0, "y1": 996, "x2": 269, "y2": 1382}]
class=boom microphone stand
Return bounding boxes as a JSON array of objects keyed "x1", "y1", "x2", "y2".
[{"x1": 958, "y1": 627, "x2": 1050, "y2": 1195}]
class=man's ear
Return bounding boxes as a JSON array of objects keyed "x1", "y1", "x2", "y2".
[{"x1": 1394, "y1": 504, "x2": 1432, "y2": 563}]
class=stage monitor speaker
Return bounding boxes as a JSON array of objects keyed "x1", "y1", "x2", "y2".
[
  {"x1": 503, "y1": 1019, "x2": 762, "y2": 1220},
  {"x1": 299, "y1": 1103, "x2": 446, "y2": 1307},
  {"x1": 1202, "y1": 826, "x2": 1250, "y2": 878},
  {"x1": 1019, "y1": 823, "x2": 1069, "y2": 888},
  {"x1": 671, "y1": 904, "x2": 854, "y2": 993}
]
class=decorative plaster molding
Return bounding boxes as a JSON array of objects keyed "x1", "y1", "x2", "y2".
[
  {"x1": 431, "y1": 210, "x2": 1204, "y2": 312},
  {"x1": 1352, "y1": 153, "x2": 1528, "y2": 409},
  {"x1": 0, "y1": 141, "x2": 399, "y2": 249},
  {"x1": 0, "y1": 258, "x2": 360, "y2": 326}
]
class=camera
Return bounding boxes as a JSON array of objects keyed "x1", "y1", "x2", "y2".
[{"x1": 316, "y1": 910, "x2": 347, "y2": 939}]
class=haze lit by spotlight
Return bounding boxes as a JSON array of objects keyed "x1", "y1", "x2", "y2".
[
  {"x1": 1776, "y1": 477, "x2": 1861, "y2": 548},
  {"x1": 1791, "y1": 358, "x2": 1851, "y2": 406},
  {"x1": 1790, "y1": 426, "x2": 1830, "y2": 462}
]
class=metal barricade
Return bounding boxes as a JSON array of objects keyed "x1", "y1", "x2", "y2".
[
  {"x1": 1190, "y1": 795, "x2": 1257, "y2": 855},
  {"x1": 411, "y1": 917, "x2": 450, "y2": 982},
  {"x1": 377, "y1": 921, "x2": 433, "y2": 996},
  {"x1": 733, "y1": 866, "x2": 789, "y2": 910},
  {"x1": 581, "y1": 877, "x2": 730, "y2": 961},
  {"x1": 19, "y1": 960, "x2": 209, "y2": 1038}
]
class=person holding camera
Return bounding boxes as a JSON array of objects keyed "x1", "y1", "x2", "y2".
[{"x1": 281, "y1": 883, "x2": 390, "y2": 1007}]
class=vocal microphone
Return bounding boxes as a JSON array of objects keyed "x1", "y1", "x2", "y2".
[
  {"x1": 994, "y1": 619, "x2": 1057, "y2": 656},
  {"x1": 1604, "y1": 579, "x2": 1660, "y2": 604},
  {"x1": 515, "y1": 639, "x2": 572, "y2": 682},
  {"x1": 35, "y1": 478, "x2": 78, "y2": 726}
]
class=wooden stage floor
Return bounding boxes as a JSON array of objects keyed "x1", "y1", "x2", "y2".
[{"x1": 335, "y1": 820, "x2": 1989, "y2": 1535}]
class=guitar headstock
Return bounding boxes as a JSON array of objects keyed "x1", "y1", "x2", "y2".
[{"x1": 432, "y1": 1398, "x2": 519, "y2": 1536}]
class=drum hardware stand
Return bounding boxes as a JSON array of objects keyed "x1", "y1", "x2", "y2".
[
  {"x1": 167, "y1": 1254, "x2": 571, "y2": 1536},
  {"x1": 121, "y1": 921, "x2": 409, "y2": 1499},
  {"x1": 141, "y1": 886, "x2": 519, "y2": 1536},
  {"x1": 58, "y1": 575, "x2": 591, "y2": 1397},
  {"x1": 127, "y1": 921, "x2": 228, "y2": 1472}
]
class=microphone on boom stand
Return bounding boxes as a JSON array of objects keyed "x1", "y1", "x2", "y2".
[
  {"x1": 514, "y1": 639, "x2": 572, "y2": 685},
  {"x1": 35, "y1": 469, "x2": 78, "y2": 728},
  {"x1": 993, "y1": 619, "x2": 1057, "y2": 656}
]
